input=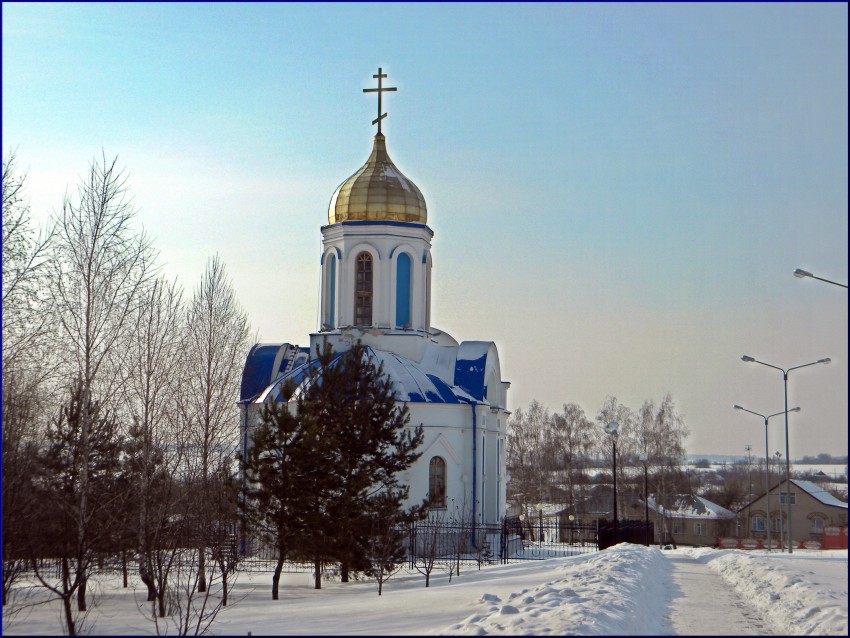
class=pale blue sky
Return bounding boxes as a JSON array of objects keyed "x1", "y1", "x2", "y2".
[{"x1": 3, "y1": 2, "x2": 847, "y2": 458}]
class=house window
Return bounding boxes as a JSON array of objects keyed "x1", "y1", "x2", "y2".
[
  {"x1": 694, "y1": 522, "x2": 707, "y2": 536},
  {"x1": 429, "y1": 456, "x2": 446, "y2": 508},
  {"x1": 771, "y1": 515, "x2": 785, "y2": 533},
  {"x1": 779, "y1": 492, "x2": 796, "y2": 505},
  {"x1": 672, "y1": 521, "x2": 682, "y2": 535},
  {"x1": 355, "y1": 252, "x2": 373, "y2": 326},
  {"x1": 811, "y1": 518, "x2": 825, "y2": 534},
  {"x1": 395, "y1": 252, "x2": 411, "y2": 328},
  {"x1": 840, "y1": 513, "x2": 847, "y2": 526},
  {"x1": 751, "y1": 516, "x2": 766, "y2": 532}
]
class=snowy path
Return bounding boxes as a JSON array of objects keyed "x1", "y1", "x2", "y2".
[{"x1": 663, "y1": 553, "x2": 778, "y2": 635}]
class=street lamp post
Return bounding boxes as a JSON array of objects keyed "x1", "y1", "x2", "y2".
[
  {"x1": 741, "y1": 355, "x2": 830, "y2": 553},
  {"x1": 638, "y1": 453, "x2": 650, "y2": 546},
  {"x1": 604, "y1": 421, "x2": 619, "y2": 545},
  {"x1": 793, "y1": 268, "x2": 848, "y2": 288},
  {"x1": 733, "y1": 405, "x2": 800, "y2": 552},
  {"x1": 775, "y1": 451, "x2": 784, "y2": 550}
]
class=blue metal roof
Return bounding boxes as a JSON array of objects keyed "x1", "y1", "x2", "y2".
[
  {"x1": 240, "y1": 343, "x2": 309, "y2": 402},
  {"x1": 453, "y1": 341, "x2": 492, "y2": 402},
  {"x1": 251, "y1": 346, "x2": 472, "y2": 405}
]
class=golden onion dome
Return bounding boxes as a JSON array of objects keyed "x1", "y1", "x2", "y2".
[{"x1": 328, "y1": 133, "x2": 427, "y2": 225}]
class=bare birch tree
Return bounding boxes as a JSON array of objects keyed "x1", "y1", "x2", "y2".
[
  {"x1": 550, "y1": 403, "x2": 594, "y2": 509},
  {"x1": 183, "y1": 255, "x2": 251, "y2": 593},
  {"x1": 2, "y1": 150, "x2": 54, "y2": 365},
  {"x1": 506, "y1": 401, "x2": 550, "y2": 517},
  {"x1": 1, "y1": 150, "x2": 55, "y2": 605},
  {"x1": 411, "y1": 510, "x2": 449, "y2": 587},
  {"x1": 48, "y1": 152, "x2": 155, "y2": 611},
  {"x1": 641, "y1": 394, "x2": 690, "y2": 503},
  {"x1": 122, "y1": 275, "x2": 186, "y2": 616}
]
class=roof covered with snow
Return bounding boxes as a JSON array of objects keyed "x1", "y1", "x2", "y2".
[
  {"x1": 792, "y1": 479, "x2": 849, "y2": 509},
  {"x1": 247, "y1": 344, "x2": 483, "y2": 406},
  {"x1": 647, "y1": 494, "x2": 736, "y2": 520},
  {"x1": 241, "y1": 330, "x2": 506, "y2": 408}
]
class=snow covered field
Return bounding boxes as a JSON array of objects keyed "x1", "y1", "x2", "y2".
[{"x1": 3, "y1": 545, "x2": 846, "y2": 636}]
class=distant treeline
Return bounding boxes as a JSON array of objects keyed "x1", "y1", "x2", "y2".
[{"x1": 798, "y1": 453, "x2": 848, "y2": 465}]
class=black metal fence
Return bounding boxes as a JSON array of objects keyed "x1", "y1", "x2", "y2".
[
  {"x1": 597, "y1": 519, "x2": 654, "y2": 550},
  {"x1": 237, "y1": 517, "x2": 600, "y2": 573},
  {"x1": 13, "y1": 518, "x2": 604, "y2": 581}
]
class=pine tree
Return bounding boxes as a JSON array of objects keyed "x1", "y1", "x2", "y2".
[
  {"x1": 30, "y1": 378, "x2": 124, "y2": 635},
  {"x1": 240, "y1": 381, "x2": 326, "y2": 600},
  {"x1": 299, "y1": 340, "x2": 425, "y2": 586},
  {"x1": 242, "y1": 339, "x2": 425, "y2": 595}
]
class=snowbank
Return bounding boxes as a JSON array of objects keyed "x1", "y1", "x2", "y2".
[
  {"x1": 688, "y1": 548, "x2": 848, "y2": 635},
  {"x1": 441, "y1": 544, "x2": 671, "y2": 635}
]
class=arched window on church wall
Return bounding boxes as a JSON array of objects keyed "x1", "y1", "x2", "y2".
[
  {"x1": 429, "y1": 456, "x2": 446, "y2": 508},
  {"x1": 324, "y1": 253, "x2": 336, "y2": 329},
  {"x1": 355, "y1": 251, "x2": 373, "y2": 326},
  {"x1": 395, "y1": 252, "x2": 411, "y2": 328}
]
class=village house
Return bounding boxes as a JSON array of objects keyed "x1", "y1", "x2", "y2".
[
  {"x1": 737, "y1": 478, "x2": 848, "y2": 549},
  {"x1": 644, "y1": 494, "x2": 736, "y2": 547},
  {"x1": 558, "y1": 491, "x2": 734, "y2": 547}
]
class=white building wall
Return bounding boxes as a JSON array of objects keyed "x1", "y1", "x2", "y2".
[{"x1": 399, "y1": 402, "x2": 507, "y2": 527}]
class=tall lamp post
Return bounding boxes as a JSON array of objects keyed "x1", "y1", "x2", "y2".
[
  {"x1": 774, "y1": 451, "x2": 784, "y2": 550},
  {"x1": 733, "y1": 405, "x2": 800, "y2": 552},
  {"x1": 793, "y1": 268, "x2": 848, "y2": 288},
  {"x1": 741, "y1": 355, "x2": 830, "y2": 553},
  {"x1": 604, "y1": 421, "x2": 619, "y2": 545},
  {"x1": 638, "y1": 453, "x2": 650, "y2": 546}
]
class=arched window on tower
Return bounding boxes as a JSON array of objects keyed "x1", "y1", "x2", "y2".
[
  {"x1": 325, "y1": 253, "x2": 336, "y2": 329},
  {"x1": 429, "y1": 456, "x2": 447, "y2": 508},
  {"x1": 395, "y1": 252, "x2": 411, "y2": 328},
  {"x1": 355, "y1": 252, "x2": 373, "y2": 326}
]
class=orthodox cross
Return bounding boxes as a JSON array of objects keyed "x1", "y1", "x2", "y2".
[{"x1": 363, "y1": 67, "x2": 397, "y2": 135}]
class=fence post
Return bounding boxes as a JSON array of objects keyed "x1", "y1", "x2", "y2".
[
  {"x1": 408, "y1": 523, "x2": 415, "y2": 570},
  {"x1": 501, "y1": 519, "x2": 507, "y2": 564},
  {"x1": 596, "y1": 518, "x2": 600, "y2": 550}
]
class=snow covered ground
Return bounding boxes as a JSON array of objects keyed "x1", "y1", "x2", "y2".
[{"x1": 3, "y1": 545, "x2": 846, "y2": 636}]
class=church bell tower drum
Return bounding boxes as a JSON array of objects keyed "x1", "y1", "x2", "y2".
[{"x1": 320, "y1": 68, "x2": 432, "y2": 333}]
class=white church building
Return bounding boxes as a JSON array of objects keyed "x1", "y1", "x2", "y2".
[{"x1": 239, "y1": 69, "x2": 510, "y2": 527}]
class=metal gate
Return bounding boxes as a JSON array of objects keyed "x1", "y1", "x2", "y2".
[
  {"x1": 498, "y1": 515, "x2": 599, "y2": 562},
  {"x1": 405, "y1": 517, "x2": 598, "y2": 569},
  {"x1": 597, "y1": 519, "x2": 654, "y2": 550}
]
